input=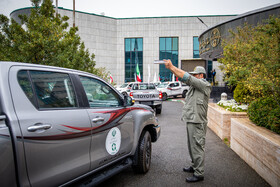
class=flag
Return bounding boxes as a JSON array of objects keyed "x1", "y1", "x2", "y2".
[
  {"x1": 136, "y1": 63, "x2": 142, "y2": 82},
  {"x1": 153, "y1": 72, "x2": 157, "y2": 83},
  {"x1": 109, "y1": 74, "x2": 113, "y2": 84},
  {"x1": 148, "y1": 64, "x2": 151, "y2": 83}
]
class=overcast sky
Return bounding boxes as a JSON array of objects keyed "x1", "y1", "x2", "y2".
[{"x1": 0, "y1": 0, "x2": 279, "y2": 18}]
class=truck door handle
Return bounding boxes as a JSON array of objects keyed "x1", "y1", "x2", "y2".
[
  {"x1": 27, "y1": 124, "x2": 52, "y2": 132},
  {"x1": 92, "y1": 117, "x2": 105, "y2": 123}
]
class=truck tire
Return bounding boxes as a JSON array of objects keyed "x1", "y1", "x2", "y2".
[
  {"x1": 162, "y1": 93, "x2": 168, "y2": 101},
  {"x1": 182, "y1": 90, "x2": 187, "y2": 98},
  {"x1": 132, "y1": 131, "x2": 152, "y2": 173},
  {"x1": 156, "y1": 105, "x2": 162, "y2": 114}
]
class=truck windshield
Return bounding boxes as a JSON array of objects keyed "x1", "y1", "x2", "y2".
[
  {"x1": 157, "y1": 83, "x2": 168, "y2": 88},
  {"x1": 133, "y1": 83, "x2": 155, "y2": 90},
  {"x1": 120, "y1": 83, "x2": 128, "y2": 88}
]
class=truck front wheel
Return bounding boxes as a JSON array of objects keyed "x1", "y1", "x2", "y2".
[
  {"x1": 162, "y1": 93, "x2": 168, "y2": 101},
  {"x1": 182, "y1": 90, "x2": 187, "y2": 98},
  {"x1": 132, "y1": 131, "x2": 152, "y2": 173}
]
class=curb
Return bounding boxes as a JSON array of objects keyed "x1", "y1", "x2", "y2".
[{"x1": 168, "y1": 99, "x2": 185, "y2": 104}]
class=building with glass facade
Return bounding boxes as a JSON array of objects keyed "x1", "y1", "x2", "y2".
[{"x1": 11, "y1": 7, "x2": 236, "y2": 84}]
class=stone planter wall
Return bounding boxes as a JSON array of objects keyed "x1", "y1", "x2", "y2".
[
  {"x1": 207, "y1": 103, "x2": 247, "y2": 141},
  {"x1": 231, "y1": 118, "x2": 280, "y2": 187}
]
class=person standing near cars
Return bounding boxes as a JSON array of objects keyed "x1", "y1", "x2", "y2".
[{"x1": 163, "y1": 59, "x2": 211, "y2": 183}]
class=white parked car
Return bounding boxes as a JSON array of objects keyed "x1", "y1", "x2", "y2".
[{"x1": 157, "y1": 81, "x2": 189, "y2": 100}]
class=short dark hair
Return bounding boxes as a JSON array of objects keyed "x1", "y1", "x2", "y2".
[{"x1": 202, "y1": 73, "x2": 206, "y2": 79}]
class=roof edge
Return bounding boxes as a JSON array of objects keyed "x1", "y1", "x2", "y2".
[
  {"x1": 199, "y1": 3, "x2": 280, "y2": 38},
  {"x1": 10, "y1": 6, "x2": 237, "y2": 20}
]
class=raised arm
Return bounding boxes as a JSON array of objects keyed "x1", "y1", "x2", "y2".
[{"x1": 163, "y1": 59, "x2": 186, "y2": 79}]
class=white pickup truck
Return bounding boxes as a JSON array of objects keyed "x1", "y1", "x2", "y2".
[
  {"x1": 156, "y1": 81, "x2": 189, "y2": 100},
  {"x1": 129, "y1": 82, "x2": 163, "y2": 114}
]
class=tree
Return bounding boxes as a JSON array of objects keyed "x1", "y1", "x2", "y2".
[
  {"x1": 219, "y1": 16, "x2": 280, "y2": 105},
  {"x1": 0, "y1": 0, "x2": 107, "y2": 79}
]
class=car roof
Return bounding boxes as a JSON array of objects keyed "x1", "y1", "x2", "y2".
[{"x1": 0, "y1": 61, "x2": 98, "y2": 78}]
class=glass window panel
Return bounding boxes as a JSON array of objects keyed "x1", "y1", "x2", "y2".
[
  {"x1": 207, "y1": 60, "x2": 213, "y2": 81},
  {"x1": 125, "y1": 39, "x2": 130, "y2": 52},
  {"x1": 80, "y1": 76, "x2": 121, "y2": 108},
  {"x1": 159, "y1": 38, "x2": 165, "y2": 51},
  {"x1": 193, "y1": 36, "x2": 200, "y2": 58},
  {"x1": 159, "y1": 37, "x2": 178, "y2": 82},
  {"x1": 166, "y1": 38, "x2": 172, "y2": 51},
  {"x1": 137, "y1": 38, "x2": 143, "y2": 51},
  {"x1": 172, "y1": 38, "x2": 178, "y2": 50},
  {"x1": 30, "y1": 71, "x2": 77, "y2": 108},
  {"x1": 193, "y1": 50, "x2": 200, "y2": 58},
  {"x1": 131, "y1": 38, "x2": 135, "y2": 52},
  {"x1": 125, "y1": 38, "x2": 143, "y2": 82},
  {"x1": 193, "y1": 36, "x2": 199, "y2": 50},
  {"x1": 18, "y1": 70, "x2": 36, "y2": 106}
]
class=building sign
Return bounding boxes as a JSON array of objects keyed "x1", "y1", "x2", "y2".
[
  {"x1": 199, "y1": 28, "x2": 221, "y2": 55},
  {"x1": 210, "y1": 28, "x2": 221, "y2": 48}
]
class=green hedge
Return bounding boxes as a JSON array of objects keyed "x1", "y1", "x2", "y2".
[{"x1": 248, "y1": 97, "x2": 280, "y2": 134}]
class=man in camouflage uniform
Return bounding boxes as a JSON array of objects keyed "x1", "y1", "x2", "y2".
[{"x1": 164, "y1": 60, "x2": 211, "y2": 183}]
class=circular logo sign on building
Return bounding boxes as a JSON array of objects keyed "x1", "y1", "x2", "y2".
[
  {"x1": 106, "y1": 127, "x2": 121, "y2": 155},
  {"x1": 210, "y1": 28, "x2": 221, "y2": 48}
]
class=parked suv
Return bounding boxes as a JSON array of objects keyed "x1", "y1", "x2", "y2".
[{"x1": 0, "y1": 61, "x2": 160, "y2": 187}]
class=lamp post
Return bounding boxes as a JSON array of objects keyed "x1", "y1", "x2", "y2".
[
  {"x1": 56, "y1": 0, "x2": 58, "y2": 17},
  {"x1": 73, "y1": 0, "x2": 75, "y2": 27}
]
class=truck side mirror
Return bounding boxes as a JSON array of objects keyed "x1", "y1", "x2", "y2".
[{"x1": 124, "y1": 95, "x2": 134, "y2": 106}]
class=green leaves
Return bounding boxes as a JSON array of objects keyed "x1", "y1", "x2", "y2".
[
  {"x1": 0, "y1": 0, "x2": 107, "y2": 79},
  {"x1": 248, "y1": 97, "x2": 280, "y2": 134},
  {"x1": 220, "y1": 16, "x2": 280, "y2": 105}
]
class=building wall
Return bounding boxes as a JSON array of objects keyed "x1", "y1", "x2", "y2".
[{"x1": 11, "y1": 7, "x2": 236, "y2": 84}]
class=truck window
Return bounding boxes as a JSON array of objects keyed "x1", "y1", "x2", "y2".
[
  {"x1": 79, "y1": 76, "x2": 121, "y2": 108},
  {"x1": 18, "y1": 71, "x2": 78, "y2": 109},
  {"x1": 18, "y1": 70, "x2": 36, "y2": 106},
  {"x1": 174, "y1": 83, "x2": 179, "y2": 87}
]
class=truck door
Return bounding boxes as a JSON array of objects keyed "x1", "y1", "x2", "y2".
[
  {"x1": 9, "y1": 67, "x2": 92, "y2": 187},
  {"x1": 78, "y1": 76, "x2": 134, "y2": 170}
]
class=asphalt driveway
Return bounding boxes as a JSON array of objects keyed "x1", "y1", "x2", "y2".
[{"x1": 99, "y1": 101, "x2": 270, "y2": 187}]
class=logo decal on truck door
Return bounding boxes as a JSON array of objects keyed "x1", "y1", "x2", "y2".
[{"x1": 106, "y1": 127, "x2": 121, "y2": 155}]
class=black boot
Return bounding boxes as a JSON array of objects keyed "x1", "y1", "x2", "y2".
[
  {"x1": 186, "y1": 175, "x2": 204, "y2": 183},
  {"x1": 183, "y1": 166, "x2": 194, "y2": 173}
]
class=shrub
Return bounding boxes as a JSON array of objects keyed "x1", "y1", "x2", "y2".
[
  {"x1": 248, "y1": 97, "x2": 280, "y2": 135},
  {"x1": 233, "y1": 84, "x2": 251, "y2": 104}
]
